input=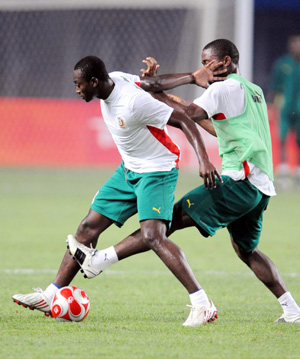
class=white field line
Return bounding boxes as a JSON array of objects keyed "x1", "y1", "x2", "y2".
[{"x1": 1, "y1": 268, "x2": 300, "y2": 278}]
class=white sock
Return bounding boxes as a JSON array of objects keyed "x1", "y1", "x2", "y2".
[
  {"x1": 44, "y1": 283, "x2": 60, "y2": 301},
  {"x1": 189, "y1": 288, "x2": 210, "y2": 307},
  {"x1": 91, "y1": 246, "x2": 119, "y2": 272},
  {"x1": 278, "y1": 291, "x2": 300, "y2": 316}
]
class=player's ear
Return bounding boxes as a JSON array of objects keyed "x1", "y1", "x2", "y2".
[
  {"x1": 223, "y1": 56, "x2": 231, "y2": 67},
  {"x1": 90, "y1": 77, "x2": 99, "y2": 87}
]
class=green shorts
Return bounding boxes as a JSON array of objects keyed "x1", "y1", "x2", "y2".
[
  {"x1": 176, "y1": 175, "x2": 270, "y2": 252},
  {"x1": 91, "y1": 163, "x2": 178, "y2": 227}
]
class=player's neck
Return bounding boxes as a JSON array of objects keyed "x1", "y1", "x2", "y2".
[{"x1": 98, "y1": 79, "x2": 115, "y2": 100}]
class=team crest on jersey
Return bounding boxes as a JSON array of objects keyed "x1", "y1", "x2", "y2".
[{"x1": 117, "y1": 116, "x2": 126, "y2": 128}]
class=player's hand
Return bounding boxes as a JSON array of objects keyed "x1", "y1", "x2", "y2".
[
  {"x1": 140, "y1": 57, "x2": 160, "y2": 78},
  {"x1": 192, "y1": 60, "x2": 227, "y2": 88},
  {"x1": 167, "y1": 93, "x2": 186, "y2": 105},
  {"x1": 199, "y1": 160, "x2": 223, "y2": 190}
]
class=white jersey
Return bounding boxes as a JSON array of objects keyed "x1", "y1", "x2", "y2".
[
  {"x1": 100, "y1": 72, "x2": 180, "y2": 173},
  {"x1": 194, "y1": 78, "x2": 276, "y2": 196}
]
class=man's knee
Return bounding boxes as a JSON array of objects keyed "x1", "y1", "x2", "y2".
[
  {"x1": 76, "y1": 210, "x2": 112, "y2": 245},
  {"x1": 140, "y1": 220, "x2": 167, "y2": 250},
  {"x1": 231, "y1": 237, "x2": 254, "y2": 263}
]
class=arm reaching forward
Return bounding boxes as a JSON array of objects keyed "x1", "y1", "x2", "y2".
[
  {"x1": 139, "y1": 57, "x2": 226, "y2": 92},
  {"x1": 167, "y1": 109, "x2": 222, "y2": 189},
  {"x1": 140, "y1": 57, "x2": 217, "y2": 137}
]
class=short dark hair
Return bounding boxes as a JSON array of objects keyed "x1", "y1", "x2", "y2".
[
  {"x1": 74, "y1": 56, "x2": 109, "y2": 81},
  {"x1": 203, "y1": 39, "x2": 239, "y2": 65}
]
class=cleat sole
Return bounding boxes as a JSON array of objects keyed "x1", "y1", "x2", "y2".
[{"x1": 12, "y1": 298, "x2": 52, "y2": 317}]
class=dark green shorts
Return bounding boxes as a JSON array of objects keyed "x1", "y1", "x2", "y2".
[
  {"x1": 176, "y1": 175, "x2": 270, "y2": 252},
  {"x1": 91, "y1": 163, "x2": 178, "y2": 227}
]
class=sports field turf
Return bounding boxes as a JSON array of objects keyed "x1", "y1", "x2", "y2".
[{"x1": 1, "y1": 168, "x2": 300, "y2": 359}]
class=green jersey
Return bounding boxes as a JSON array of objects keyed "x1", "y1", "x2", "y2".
[
  {"x1": 269, "y1": 54, "x2": 300, "y2": 114},
  {"x1": 212, "y1": 74, "x2": 274, "y2": 181}
]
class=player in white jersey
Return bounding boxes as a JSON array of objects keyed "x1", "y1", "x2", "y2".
[
  {"x1": 12, "y1": 55, "x2": 224, "y2": 326},
  {"x1": 65, "y1": 40, "x2": 300, "y2": 324},
  {"x1": 99, "y1": 72, "x2": 180, "y2": 173}
]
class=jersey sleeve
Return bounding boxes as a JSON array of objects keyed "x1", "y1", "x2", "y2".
[
  {"x1": 109, "y1": 71, "x2": 141, "y2": 86},
  {"x1": 193, "y1": 82, "x2": 228, "y2": 118},
  {"x1": 132, "y1": 92, "x2": 174, "y2": 129}
]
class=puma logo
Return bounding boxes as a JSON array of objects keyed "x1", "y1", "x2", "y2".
[
  {"x1": 152, "y1": 207, "x2": 161, "y2": 214},
  {"x1": 187, "y1": 199, "x2": 194, "y2": 208}
]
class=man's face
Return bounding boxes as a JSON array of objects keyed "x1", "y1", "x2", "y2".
[
  {"x1": 288, "y1": 36, "x2": 300, "y2": 61},
  {"x1": 201, "y1": 48, "x2": 227, "y2": 83},
  {"x1": 201, "y1": 48, "x2": 223, "y2": 68},
  {"x1": 72, "y1": 69, "x2": 95, "y2": 102}
]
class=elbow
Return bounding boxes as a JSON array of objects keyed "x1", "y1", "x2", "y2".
[{"x1": 142, "y1": 77, "x2": 162, "y2": 93}]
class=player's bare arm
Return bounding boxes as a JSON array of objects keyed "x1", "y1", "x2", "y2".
[
  {"x1": 138, "y1": 57, "x2": 218, "y2": 137},
  {"x1": 167, "y1": 110, "x2": 222, "y2": 189},
  {"x1": 139, "y1": 57, "x2": 226, "y2": 92},
  {"x1": 149, "y1": 91, "x2": 217, "y2": 137}
]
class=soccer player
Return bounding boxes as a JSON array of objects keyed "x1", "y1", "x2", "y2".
[
  {"x1": 66, "y1": 39, "x2": 300, "y2": 324},
  {"x1": 12, "y1": 55, "x2": 224, "y2": 326},
  {"x1": 268, "y1": 34, "x2": 300, "y2": 186}
]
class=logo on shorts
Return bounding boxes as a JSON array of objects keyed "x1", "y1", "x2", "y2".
[
  {"x1": 187, "y1": 199, "x2": 194, "y2": 208},
  {"x1": 117, "y1": 116, "x2": 126, "y2": 128},
  {"x1": 152, "y1": 207, "x2": 161, "y2": 214}
]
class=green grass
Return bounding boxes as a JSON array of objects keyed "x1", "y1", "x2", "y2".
[{"x1": 1, "y1": 168, "x2": 300, "y2": 359}]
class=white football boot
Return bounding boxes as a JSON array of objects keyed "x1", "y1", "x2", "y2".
[
  {"x1": 275, "y1": 313, "x2": 300, "y2": 323},
  {"x1": 12, "y1": 288, "x2": 52, "y2": 317},
  {"x1": 66, "y1": 234, "x2": 102, "y2": 279},
  {"x1": 183, "y1": 299, "x2": 218, "y2": 326}
]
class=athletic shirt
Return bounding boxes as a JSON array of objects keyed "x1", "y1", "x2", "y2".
[
  {"x1": 100, "y1": 72, "x2": 180, "y2": 173},
  {"x1": 194, "y1": 75, "x2": 276, "y2": 196},
  {"x1": 269, "y1": 54, "x2": 300, "y2": 114}
]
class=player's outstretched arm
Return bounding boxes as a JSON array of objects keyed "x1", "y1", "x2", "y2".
[
  {"x1": 167, "y1": 110, "x2": 222, "y2": 189},
  {"x1": 140, "y1": 57, "x2": 217, "y2": 138},
  {"x1": 139, "y1": 57, "x2": 226, "y2": 92}
]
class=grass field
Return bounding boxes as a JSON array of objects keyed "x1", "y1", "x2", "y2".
[{"x1": 1, "y1": 167, "x2": 300, "y2": 359}]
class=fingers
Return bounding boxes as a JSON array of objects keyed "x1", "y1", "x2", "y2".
[
  {"x1": 167, "y1": 93, "x2": 185, "y2": 104},
  {"x1": 213, "y1": 68, "x2": 227, "y2": 75},
  {"x1": 205, "y1": 60, "x2": 227, "y2": 75},
  {"x1": 144, "y1": 57, "x2": 158, "y2": 65},
  {"x1": 206, "y1": 172, "x2": 217, "y2": 190},
  {"x1": 140, "y1": 57, "x2": 160, "y2": 78},
  {"x1": 202, "y1": 170, "x2": 223, "y2": 190},
  {"x1": 216, "y1": 170, "x2": 223, "y2": 183}
]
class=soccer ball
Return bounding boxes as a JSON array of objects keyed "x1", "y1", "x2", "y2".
[{"x1": 51, "y1": 286, "x2": 90, "y2": 322}]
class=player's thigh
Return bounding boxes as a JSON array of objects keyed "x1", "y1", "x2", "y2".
[
  {"x1": 177, "y1": 176, "x2": 263, "y2": 237},
  {"x1": 136, "y1": 168, "x2": 178, "y2": 223},
  {"x1": 227, "y1": 195, "x2": 270, "y2": 252},
  {"x1": 90, "y1": 164, "x2": 137, "y2": 227}
]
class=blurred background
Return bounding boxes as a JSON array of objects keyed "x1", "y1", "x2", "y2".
[{"x1": 1, "y1": 0, "x2": 300, "y2": 186}]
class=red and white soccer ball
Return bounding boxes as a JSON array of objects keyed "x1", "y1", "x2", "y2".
[{"x1": 51, "y1": 286, "x2": 90, "y2": 322}]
